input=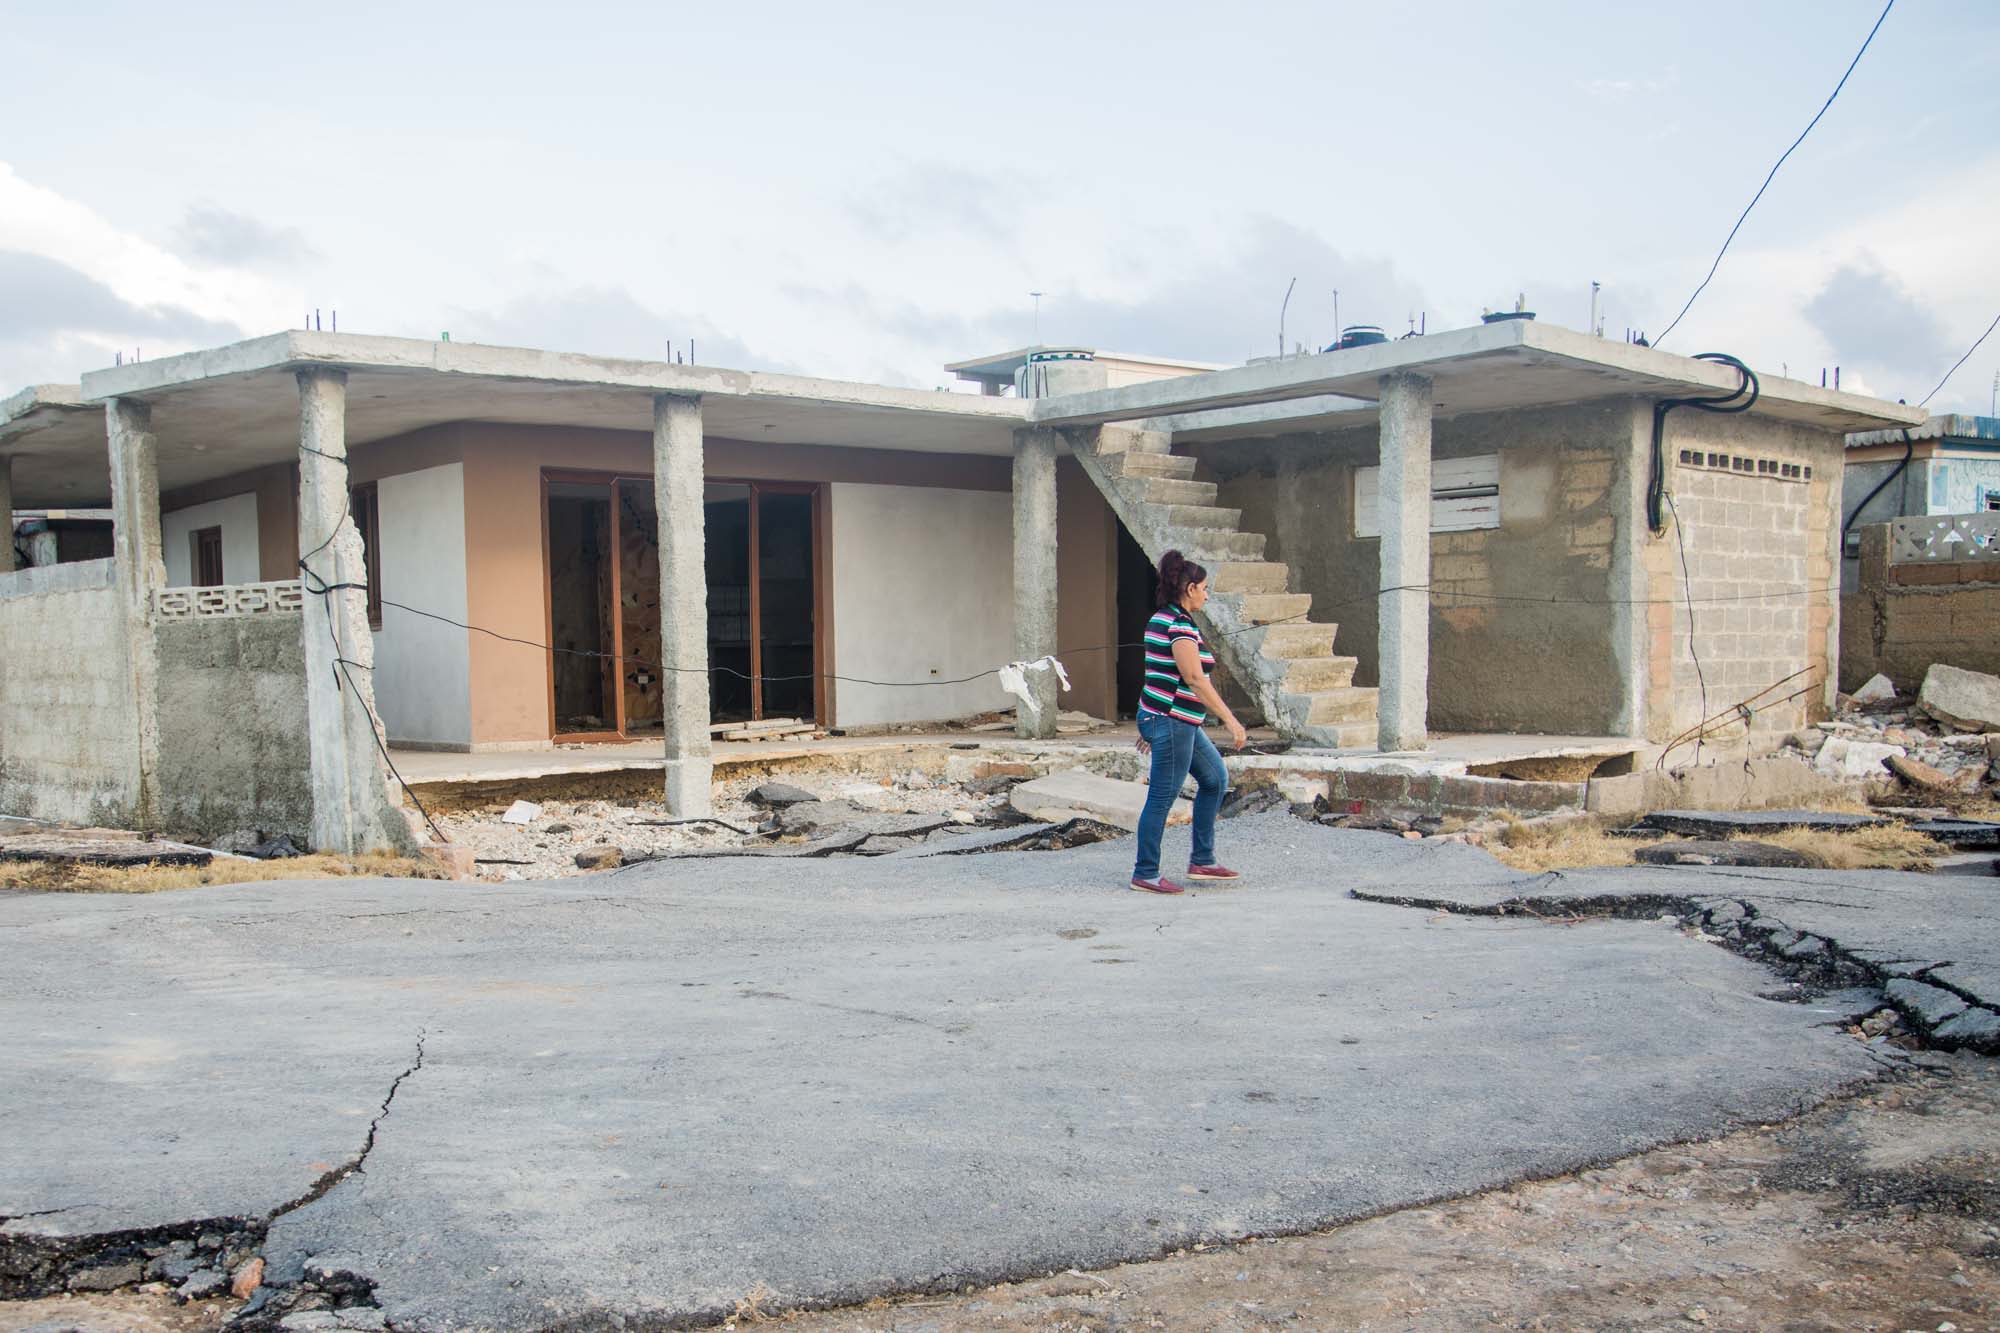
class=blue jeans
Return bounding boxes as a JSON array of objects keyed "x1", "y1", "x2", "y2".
[{"x1": 1132, "y1": 710, "x2": 1227, "y2": 881}]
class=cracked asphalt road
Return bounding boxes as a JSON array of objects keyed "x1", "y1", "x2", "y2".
[{"x1": 0, "y1": 816, "x2": 1917, "y2": 1329}]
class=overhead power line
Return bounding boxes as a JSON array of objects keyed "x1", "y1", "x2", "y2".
[
  {"x1": 1919, "y1": 312, "x2": 2000, "y2": 408},
  {"x1": 1653, "y1": 0, "x2": 1895, "y2": 347}
]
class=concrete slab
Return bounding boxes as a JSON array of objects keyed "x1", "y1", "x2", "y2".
[
  {"x1": 1638, "y1": 810, "x2": 1887, "y2": 838},
  {"x1": 0, "y1": 816, "x2": 1880, "y2": 1329},
  {"x1": 1009, "y1": 771, "x2": 1191, "y2": 829}
]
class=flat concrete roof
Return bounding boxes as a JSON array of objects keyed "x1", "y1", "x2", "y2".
[
  {"x1": 0, "y1": 332, "x2": 1031, "y2": 508},
  {"x1": 1030, "y1": 320, "x2": 1927, "y2": 437},
  {"x1": 945, "y1": 345, "x2": 1226, "y2": 387},
  {"x1": 1848, "y1": 413, "x2": 2000, "y2": 448}
]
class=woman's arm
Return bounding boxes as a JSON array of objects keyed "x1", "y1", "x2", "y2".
[{"x1": 1173, "y1": 637, "x2": 1248, "y2": 750}]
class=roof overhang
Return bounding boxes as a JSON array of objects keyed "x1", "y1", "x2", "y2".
[
  {"x1": 1030, "y1": 320, "x2": 1928, "y2": 439},
  {"x1": 0, "y1": 332, "x2": 1031, "y2": 508},
  {"x1": 1847, "y1": 413, "x2": 2000, "y2": 448}
]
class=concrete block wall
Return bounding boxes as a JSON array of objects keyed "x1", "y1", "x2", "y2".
[
  {"x1": 1196, "y1": 400, "x2": 1633, "y2": 736},
  {"x1": 0, "y1": 560, "x2": 143, "y2": 827},
  {"x1": 1645, "y1": 413, "x2": 1843, "y2": 743},
  {"x1": 154, "y1": 614, "x2": 313, "y2": 844},
  {"x1": 1840, "y1": 522, "x2": 2000, "y2": 691}
]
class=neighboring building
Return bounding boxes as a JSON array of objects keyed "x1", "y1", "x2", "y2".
[
  {"x1": 0, "y1": 322, "x2": 1922, "y2": 852},
  {"x1": 10, "y1": 509, "x2": 114, "y2": 568},
  {"x1": 1842, "y1": 415, "x2": 2000, "y2": 570}
]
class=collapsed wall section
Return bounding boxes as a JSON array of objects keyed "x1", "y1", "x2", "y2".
[{"x1": 0, "y1": 559, "x2": 143, "y2": 827}]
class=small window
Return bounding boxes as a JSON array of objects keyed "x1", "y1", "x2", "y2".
[
  {"x1": 1985, "y1": 492, "x2": 2000, "y2": 512},
  {"x1": 1354, "y1": 455, "x2": 1501, "y2": 537},
  {"x1": 350, "y1": 482, "x2": 383, "y2": 630},
  {"x1": 191, "y1": 526, "x2": 224, "y2": 587}
]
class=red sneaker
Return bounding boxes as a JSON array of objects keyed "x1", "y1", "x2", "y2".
[
  {"x1": 1129, "y1": 876, "x2": 1186, "y2": 895},
  {"x1": 1187, "y1": 864, "x2": 1241, "y2": 881}
]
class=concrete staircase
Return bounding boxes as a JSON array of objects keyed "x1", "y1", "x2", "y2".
[{"x1": 1073, "y1": 426, "x2": 1378, "y2": 748}]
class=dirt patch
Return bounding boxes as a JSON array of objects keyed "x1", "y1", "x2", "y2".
[
  {"x1": 0, "y1": 853, "x2": 443, "y2": 894},
  {"x1": 1484, "y1": 814, "x2": 1952, "y2": 875},
  {"x1": 775, "y1": 1055, "x2": 2000, "y2": 1333},
  {"x1": 0, "y1": 1288, "x2": 230, "y2": 1332}
]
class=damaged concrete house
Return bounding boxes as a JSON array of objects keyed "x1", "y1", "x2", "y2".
[{"x1": 0, "y1": 320, "x2": 1923, "y2": 854}]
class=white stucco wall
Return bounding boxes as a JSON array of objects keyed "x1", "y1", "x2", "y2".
[
  {"x1": 372, "y1": 463, "x2": 473, "y2": 747},
  {"x1": 161, "y1": 492, "x2": 260, "y2": 587},
  {"x1": 829, "y1": 483, "x2": 1014, "y2": 727}
]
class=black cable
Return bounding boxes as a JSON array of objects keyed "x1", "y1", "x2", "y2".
[
  {"x1": 1646, "y1": 352, "x2": 1759, "y2": 535},
  {"x1": 1840, "y1": 427, "x2": 1913, "y2": 550},
  {"x1": 1653, "y1": 0, "x2": 1894, "y2": 347},
  {"x1": 1918, "y1": 311, "x2": 2000, "y2": 408}
]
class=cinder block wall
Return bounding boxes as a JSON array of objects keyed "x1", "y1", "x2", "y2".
[
  {"x1": 1642, "y1": 412, "x2": 1844, "y2": 743},
  {"x1": 0, "y1": 560, "x2": 144, "y2": 826},
  {"x1": 1840, "y1": 523, "x2": 2000, "y2": 691},
  {"x1": 1195, "y1": 401, "x2": 1633, "y2": 735},
  {"x1": 155, "y1": 614, "x2": 313, "y2": 844}
]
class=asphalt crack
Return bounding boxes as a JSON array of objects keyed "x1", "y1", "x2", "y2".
[{"x1": 271, "y1": 1028, "x2": 428, "y2": 1221}]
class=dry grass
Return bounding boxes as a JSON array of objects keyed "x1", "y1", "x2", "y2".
[
  {"x1": 0, "y1": 853, "x2": 443, "y2": 894},
  {"x1": 1488, "y1": 814, "x2": 1953, "y2": 874}
]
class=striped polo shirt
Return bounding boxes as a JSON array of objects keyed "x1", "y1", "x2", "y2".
[{"x1": 1139, "y1": 604, "x2": 1216, "y2": 725}]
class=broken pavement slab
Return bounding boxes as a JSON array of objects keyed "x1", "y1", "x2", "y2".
[
  {"x1": 0, "y1": 835, "x2": 214, "y2": 868},
  {"x1": 1636, "y1": 809, "x2": 1886, "y2": 838},
  {"x1": 1009, "y1": 771, "x2": 1191, "y2": 830},
  {"x1": 1633, "y1": 840, "x2": 1812, "y2": 869}
]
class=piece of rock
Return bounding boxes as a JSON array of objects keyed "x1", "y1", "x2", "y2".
[
  {"x1": 232, "y1": 1256, "x2": 265, "y2": 1299},
  {"x1": 1851, "y1": 673, "x2": 1897, "y2": 703},
  {"x1": 69, "y1": 1261, "x2": 144, "y2": 1291},
  {"x1": 1784, "y1": 729, "x2": 1829, "y2": 755},
  {"x1": 1813, "y1": 738, "x2": 1906, "y2": 779},
  {"x1": 1918, "y1": 663, "x2": 2000, "y2": 733},
  {"x1": 1009, "y1": 771, "x2": 1192, "y2": 831},
  {"x1": 1634, "y1": 839, "x2": 1812, "y2": 869},
  {"x1": 573, "y1": 845, "x2": 623, "y2": 870},
  {"x1": 1909, "y1": 819, "x2": 2000, "y2": 849},
  {"x1": 501, "y1": 799, "x2": 542, "y2": 825},
  {"x1": 176, "y1": 1269, "x2": 229, "y2": 1300},
  {"x1": 1886, "y1": 754, "x2": 1957, "y2": 790},
  {"x1": 747, "y1": 782, "x2": 820, "y2": 808}
]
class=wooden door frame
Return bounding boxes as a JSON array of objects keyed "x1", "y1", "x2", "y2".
[
  {"x1": 539, "y1": 469, "x2": 827, "y2": 741},
  {"x1": 541, "y1": 469, "x2": 638, "y2": 745}
]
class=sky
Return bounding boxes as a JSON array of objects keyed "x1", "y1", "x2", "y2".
[{"x1": 2, "y1": 0, "x2": 1997, "y2": 413}]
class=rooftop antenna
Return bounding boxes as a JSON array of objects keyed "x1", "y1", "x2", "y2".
[
  {"x1": 1278, "y1": 277, "x2": 1296, "y2": 359},
  {"x1": 1029, "y1": 291, "x2": 1045, "y2": 345},
  {"x1": 1589, "y1": 280, "x2": 1601, "y2": 337},
  {"x1": 1332, "y1": 289, "x2": 1340, "y2": 348},
  {"x1": 1991, "y1": 368, "x2": 1998, "y2": 415}
]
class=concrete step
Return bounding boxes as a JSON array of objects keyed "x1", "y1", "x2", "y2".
[
  {"x1": 1305, "y1": 720, "x2": 1379, "y2": 749},
  {"x1": 1181, "y1": 530, "x2": 1267, "y2": 561},
  {"x1": 1163, "y1": 504, "x2": 1242, "y2": 530},
  {"x1": 1258, "y1": 622, "x2": 1338, "y2": 659},
  {"x1": 1210, "y1": 562, "x2": 1291, "y2": 595},
  {"x1": 1302, "y1": 687, "x2": 1380, "y2": 726},
  {"x1": 1114, "y1": 452, "x2": 1199, "y2": 480},
  {"x1": 1120, "y1": 476, "x2": 1219, "y2": 507},
  {"x1": 1281, "y1": 654, "x2": 1359, "y2": 693},
  {"x1": 1224, "y1": 592, "x2": 1313, "y2": 625},
  {"x1": 1124, "y1": 430, "x2": 1175, "y2": 455}
]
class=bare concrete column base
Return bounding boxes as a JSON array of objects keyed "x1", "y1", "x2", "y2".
[{"x1": 662, "y1": 758, "x2": 715, "y2": 815}]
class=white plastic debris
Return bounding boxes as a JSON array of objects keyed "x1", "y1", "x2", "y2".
[
  {"x1": 996, "y1": 656, "x2": 1071, "y2": 722},
  {"x1": 502, "y1": 799, "x2": 543, "y2": 825}
]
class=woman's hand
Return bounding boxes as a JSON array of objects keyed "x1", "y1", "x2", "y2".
[
  {"x1": 1135, "y1": 737, "x2": 1151, "y2": 756},
  {"x1": 1227, "y1": 718, "x2": 1248, "y2": 751}
]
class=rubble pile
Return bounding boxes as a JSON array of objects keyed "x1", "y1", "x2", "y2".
[{"x1": 1786, "y1": 665, "x2": 2000, "y2": 801}]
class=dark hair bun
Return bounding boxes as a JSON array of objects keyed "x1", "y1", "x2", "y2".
[{"x1": 1155, "y1": 549, "x2": 1209, "y2": 608}]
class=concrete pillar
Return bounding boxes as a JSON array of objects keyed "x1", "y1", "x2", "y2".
[
  {"x1": 653, "y1": 393, "x2": 713, "y2": 816},
  {"x1": 1012, "y1": 427, "x2": 1061, "y2": 740},
  {"x1": 296, "y1": 368, "x2": 409, "y2": 854},
  {"x1": 107, "y1": 397, "x2": 165, "y2": 829},
  {"x1": 1376, "y1": 372, "x2": 1433, "y2": 752},
  {"x1": 0, "y1": 453, "x2": 14, "y2": 574}
]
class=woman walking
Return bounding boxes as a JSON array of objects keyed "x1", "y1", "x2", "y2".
[{"x1": 1131, "y1": 550, "x2": 1247, "y2": 894}]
